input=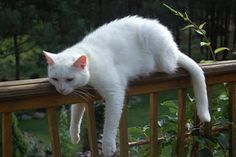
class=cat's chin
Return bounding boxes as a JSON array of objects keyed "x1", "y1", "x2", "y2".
[{"x1": 57, "y1": 90, "x2": 73, "y2": 96}]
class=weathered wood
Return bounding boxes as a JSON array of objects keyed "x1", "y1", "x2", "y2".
[
  {"x1": 228, "y1": 82, "x2": 236, "y2": 157},
  {"x1": 150, "y1": 93, "x2": 158, "y2": 157},
  {"x1": 1, "y1": 61, "x2": 236, "y2": 101},
  {"x1": 0, "y1": 60, "x2": 236, "y2": 157},
  {"x1": 119, "y1": 103, "x2": 129, "y2": 157},
  {"x1": 47, "y1": 107, "x2": 61, "y2": 157},
  {"x1": 85, "y1": 101, "x2": 99, "y2": 157},
  {"x1": 2, "y1": 112, "x2": 12, "y2": 157},
  {"x1": 0, "y1": 95, "x2": 90, "y2": 112},
  {"x1": 177, "y1": 88, "x2": 186, "y2": 157}
]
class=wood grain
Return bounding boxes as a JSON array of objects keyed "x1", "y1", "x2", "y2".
[
  {"x1": 85, "y1": 101, "x2": 99, "y2": 157},
  {"x1": 47, "y1": 107, "x2": 61, "y2": 157},
  {"x1": 2, "y1": 112, "x2": 12, "y2": 157},
  {"x1": 0, "y1": 60, "x2": 236, "y2": 157},
  {"x1": 177, "y1": 88, "x2": 186, "y2": 157},
  {"x1": 228, "y1": 82, "x2": 236, "y2": 157},
  {"x1": 150, "y1": 93, "x2": 158, "y2": 157}
]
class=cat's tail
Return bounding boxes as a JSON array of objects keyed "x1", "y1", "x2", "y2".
[{"x1": 177, "y1": 52, "x2": 211, "y2": 122}]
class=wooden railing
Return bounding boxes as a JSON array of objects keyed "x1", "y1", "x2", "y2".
[{"x1": 0, "y1": 60, "x2": 236, "y2": 157}]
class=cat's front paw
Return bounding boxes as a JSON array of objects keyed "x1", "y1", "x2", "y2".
[
  {"x1": 102, "y1": 139, "x2": 116, "y2": 157},
  {"x1": 70, "y1": 127, "x2": 80, "y2": 144}
]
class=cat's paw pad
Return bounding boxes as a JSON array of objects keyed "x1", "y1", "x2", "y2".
[
  {"x1": 70, "y1": 128, "x2": 80, "y2": 144},
  {"x1": 102, "y1": 140, "x2": 116, "y2": 157}
]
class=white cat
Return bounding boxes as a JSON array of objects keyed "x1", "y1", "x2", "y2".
[{"x1": 44, "y1": 16, "x2": 211, "y2": 157}]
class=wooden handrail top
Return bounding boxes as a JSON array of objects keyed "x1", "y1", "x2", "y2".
[{"x1": 0, "y1": 60, "x2": 236, "y2": 102}]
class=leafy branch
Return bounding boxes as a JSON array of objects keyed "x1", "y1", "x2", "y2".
[{"x1": 163, "y1": 3, "x2": 229, "y2": 61}]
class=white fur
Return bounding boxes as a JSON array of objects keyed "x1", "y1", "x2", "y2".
[{"x1": 44, "y1": 16, "x2": 211, "y2": 157}]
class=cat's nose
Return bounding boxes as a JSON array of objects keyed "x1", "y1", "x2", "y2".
[{"x1": 58, "y1": 88, "x2": 65, "y2": 94}]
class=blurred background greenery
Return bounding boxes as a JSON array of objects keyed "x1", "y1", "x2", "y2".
[{"x1": 0, "y1": 0, "x2": 236, "y2": 80}]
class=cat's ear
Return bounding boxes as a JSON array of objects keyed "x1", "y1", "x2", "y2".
[
  {"x1": 43, "y1": 51, "x2": 55, "y2": 66},
  {"x1": 73, "y1": 55, "x2": 87, "y2": 70}
]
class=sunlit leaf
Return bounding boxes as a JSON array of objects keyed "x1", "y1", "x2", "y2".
[
  {"x1": 184, "y1": 12, "x2": 189, "y2": 20},
  {"x1": 199, "y1": 22, "x2": 206, "y2": 29},
  {"x1": 182, "y1": 24, "x2": 195, "y2": 30},
  {"x1": 163, "y1": 4, "x2": 177, "y2": 14},
  {"x1": 214, "y1": 47, "x2": 229, "y2": 54},
  {"x1": 195, "y1": 29, "x2": 206, "y2": 35},
  {"x1": 200, "y1": 42, "x2": 211, "y2": 47},
  {"x1": 200, "y1": 60, "x2": 215, "y2": 64}
]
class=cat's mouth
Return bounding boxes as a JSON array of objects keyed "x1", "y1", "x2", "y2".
[{"x1": 56, "y1": 88, "x2": 73, "y2": 95}]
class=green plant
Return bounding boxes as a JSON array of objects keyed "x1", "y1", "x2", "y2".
[
  {"x1": 59, "y1": 106, "x2": 74, "y2": 157},
  {"x1": 163, "y1": 3, "x2": 229, "y2": 61},
  {"x1": 23, "y1": 132, "x2": 48, "y2": 157},
  {"x1": 128, "y1": 85, "x2": 230, "y2": 156},
  {"x1": 12, "y1": 114, "x2": 29, "y2": 157}
]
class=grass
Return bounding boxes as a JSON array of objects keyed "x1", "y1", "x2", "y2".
[{"x1": 18, "y1": 113, "x2": 50, "y2": 143}]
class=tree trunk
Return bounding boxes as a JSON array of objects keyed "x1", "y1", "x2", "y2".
[{"x1": 13, "y1": 35, "x2": 20, "y2": 80}]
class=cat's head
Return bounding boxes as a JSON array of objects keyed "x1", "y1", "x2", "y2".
[{"x1": 44, "y1": 51, "x2": 90, "y2": 95}]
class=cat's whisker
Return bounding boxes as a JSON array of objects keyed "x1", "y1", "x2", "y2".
[
  {"x1": 73, "y1": 89, "x2": 96, "y2": 102},
  {"x1": 74, "y1": 90, "x2": 91, "y2": 99},
  {"x1": 80, "y1": 86, "x2": 95, "y2": 90},
  {"x1": 72, "y1": 91, "x2": 90, "y2": 103},
  {"x1": 76, "y1": 88, "x2": 97, "y2": 98}
]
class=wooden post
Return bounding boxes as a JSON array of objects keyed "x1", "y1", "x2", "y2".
[
  {"x1": 177, "y1": 88, "x2": 186, "y2": 157},
  {"x1": 150, "y1": 93, "x2": 158, "y2": 157},
  {"x1": 228, "y1": 82, "x2": 236, "y2": 157},
  {"x1": 85, "y1": 101, "x2": 99, "y2": 157},
  {"x1": 119, "y1": 102, "x2": 129, "y2": 157},
  {"x1": 2, "y1": 112, "x2": 12, "y2": 157},
  {"x1": 47, "y1": 107, "x2": 61, "y2": 157}
]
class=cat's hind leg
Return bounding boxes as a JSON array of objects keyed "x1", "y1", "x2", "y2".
[{"x1": 70, "y1": 103, "x2": 85, "y2": 144}]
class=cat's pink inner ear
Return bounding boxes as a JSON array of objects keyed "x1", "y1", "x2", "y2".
[
  {"x1": 73, "y1": 55, "x2": 87, "y2": 69},
  {"x1": 43, "y1": 51, "x2": 55, "y2": 66}
]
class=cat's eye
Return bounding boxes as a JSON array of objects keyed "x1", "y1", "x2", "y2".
[
  {"x1": 52, "y1": 77, "x2": 58, "y2": 81},
  {"x1": 66, "y1": 78, "x2": 74, "y2": 82}
]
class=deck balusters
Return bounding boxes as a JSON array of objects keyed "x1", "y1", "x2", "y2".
[
  {"x1": 85, "y1": 101, "x2": 99, "y2": 157},
  {"x1": 177, "y1": 88, "x2": 186, "y2": 157},
  {"x1": 150, "y1": 93, "x2": 158, "y2": 157},
  {"x1": 2, "y1": 112, "x2": 12, "y2": 157},
  {"x1": 228, "y1": 82, "x2": 236, "y2": 157},
  {"x1": 47, "y1": 107, "x2": 61, "y2": 157}
]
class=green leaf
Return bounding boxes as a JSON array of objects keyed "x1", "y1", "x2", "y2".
[
  {"x1": 214, "y1": 47, "x2": 229, "y2": 54},
  {"x1": 196, "y1": 148, "x2": 213, "y2": 157},
  {"x1": 199, "y1": 22, "x2": 206, "y2": 29},
  {"x1": 195, "y1": 29, "x2": 206, "y2": 35},
  {"x1": 163, "y1": 4, "x2": 177, "y2": 14},
  {"x1": 184, "y1": 12, "x2": 189, "y2": 20},
  {"x1": 182, "y1": 24, "x2": 195, "y2": 30},
  {"x1": 176, "y1": 12, "x2": 184, "y2": 18},
  {"x1": 216, "y1": 133, "x2": 229, "y2": 150},
  {"x1": 200, "y1": 42, "x2": 211, "y2": 47},
  {"x1": 200, "y1": 60, "x2": 215, "y2": 64}
]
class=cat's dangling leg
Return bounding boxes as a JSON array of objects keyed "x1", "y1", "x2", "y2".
[
  {"x1": 102, "y1": 89, "x2": 125, "y2": 157},
  {"x1": 70, "y1": 103, "x2": 85, "y2": 144}
]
